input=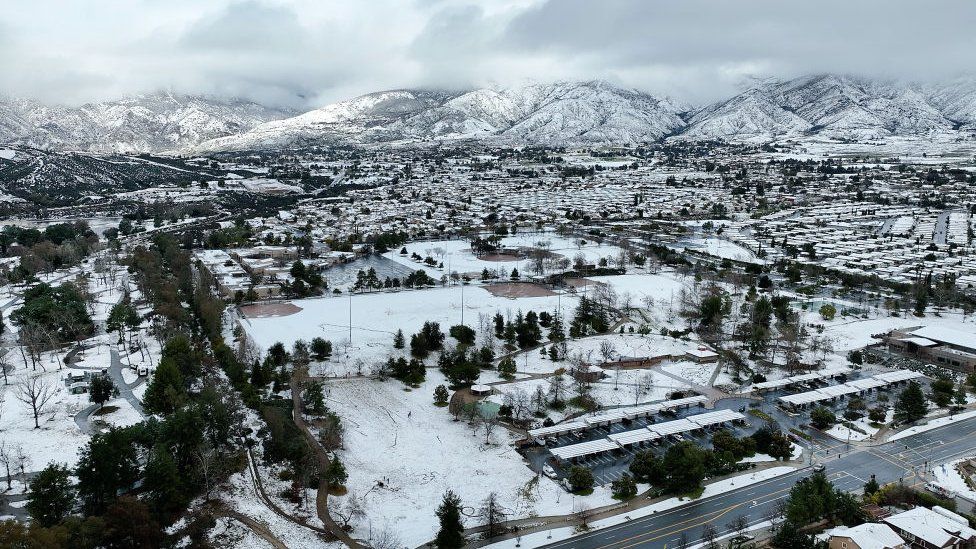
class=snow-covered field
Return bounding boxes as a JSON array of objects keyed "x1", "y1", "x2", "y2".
[
  {"x1": 0, "y1": 364, "x2": 92, "y2": 472},
  {"x1": 382, "y1": 234, "x2": 624, "y2": 278},
  {"x1": 681, "y1": 237, "x2": 762, "y2": 263},
  {"x1": 240, "y1": 285, "x2": 572, "y2": 368},
  {"x1": 323, "y1": 371, "x2": 637, "y2": 546}
]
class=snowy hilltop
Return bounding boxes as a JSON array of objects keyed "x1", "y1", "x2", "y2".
[
  {"x1": 0, "y1": 92, "x2": 296, "y2": 154},
  {"x1": 192, "y1": 80, "x2": 687, "y2": 152}
]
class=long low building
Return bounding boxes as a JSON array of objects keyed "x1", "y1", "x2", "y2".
[
  {"x1": 552, "y1": 410, "x2": 746, "y2": 459},
  {"x1": 526, "y1": 421, "x2": 587, "y2": 440},
  {"x1": 777, "y1": 369, "x2": 925, "y2": 411},
  {"x1": 749, "y1": 366, "x2": 852, "y2": 393},
  {"x1": 583, "y1": 395, "x2": 708, "y2": 427},
  {"x1": 530, "y1": 396, "x2": 708, "y2": 445}
]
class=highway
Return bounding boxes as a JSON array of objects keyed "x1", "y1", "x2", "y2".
[{"x1": 540, "y1": 416, "x2": 976, "y2": 549}]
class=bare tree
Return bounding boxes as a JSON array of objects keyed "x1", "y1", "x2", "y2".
[
  {"x1": 369, "y1": 526, "x2": 402, "y2": 549},
  {"x1": 331, "y1": 492, "x2": 366, "y2": 529},
  {"x1": 0, "y1": 349, "x2": 10, "y2": 385},
  {"x1": 0, "y1": 442, "x2": 12, "y2": 490},
  {"x1": 194, "y1": 443, "x2": 221, "y2": 502},
  {"x1": 599, "y1": 340, "x2": 617, "y2": 364},
  {"x1": 503, "y1": 387, "x2": 531, "y2": 424},
  {"x1": 726, "y1": 514, "x2": 748, "y2": 538},
  {"x1": 482, "y1": 414, "x2": 498, "y2": 445},
  {"x1": 633, "y1": 371, "x2": 654, "y2": 405},
  {"x1": 16, "y1": 375, "x2": 60, "y2": 428},
  {"x1": 13, "y1": 445, "x2": 29, "y2": 479},
  {"x1": 573, "y1": 504, "x2": 594, "y2": 530},
  {"x1": 478, "y1": 491, "x2": 507, "y2": 539},
  {"x1": 701, "y1": 522, "x2": 718, "y2": 548}
]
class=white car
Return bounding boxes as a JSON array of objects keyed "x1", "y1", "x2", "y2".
[{"x1": 543, "y1": 464, "x2": 557, "y2": 479}]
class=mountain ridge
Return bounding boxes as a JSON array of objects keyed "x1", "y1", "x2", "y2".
[
  {"x1": 3, "y1": 76, "x2": 976, "y2": 154},
  {"x1": 0, "y1": 92, "x2": 297, "y2": 154}
]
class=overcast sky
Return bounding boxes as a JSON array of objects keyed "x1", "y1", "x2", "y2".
[{"x1": 1, "y1": 0, "x2": 973, "y2": 108}]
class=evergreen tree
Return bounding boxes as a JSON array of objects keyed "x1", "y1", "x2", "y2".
[
  {"x1": 143, "y1": 445, "x2": 186, "y2": 518},
  {"x1": 26, "y1": 463, "x2": 76, "y2": 527},
  {"x1": 894, "y1": 381, "x2": 928, "y2": 423},
  {"x1": 434, "y1": 385, "x2": 450, "y2": 406},
  {"x1": 497, "y1": 357, "x2": 517, "y2": 379},
  {"x1": 89, "y1": 374, "x2": 118, "y2": 410},
  {"x1": 310, "y1": 337, "x2": 333, "y2": 360},
  {"x1": 435, "y1": 490, "x2": 465, "y2": 549},
  {"x1": 142, "y1": 359, "x2": 185, "y2": 416},
  {"x1": 567, "y1": 465, "x2": 594, "y2": 492},
  {"x1": 304, "y1": 381, "x2": 327, "y2": 415},
  {"x1": 393, "y1": 329, "x2": 405, "y2": 349},
  {"x1": 76, "y1": 428, "x2": 140, "y2": 516},
  {"x1": 325, "y1": 457, "x2": 347, "y2": 487}
]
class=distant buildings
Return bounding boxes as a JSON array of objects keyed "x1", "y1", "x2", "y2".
[{"x1": 885, "y1": 326, "x2": 976, "y2": 373}]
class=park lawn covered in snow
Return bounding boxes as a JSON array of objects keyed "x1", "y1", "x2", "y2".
[
  {"x1": 740, "y1": 442, "x2": 803, "y2": 464},
  {"x1": 489, "y1": 367, "x2": 690, "y2": 412},
  {"x1": 382, "y1": 234, "x2": 623, "y2": 278},
  {"x1": 93, "y1": 397, "x2": 144, "y2": 429},
  {"x1": 0, "y1": 363, "x2": 92, "y2": 473},
  {"x1": 239, "y1": 285, "x2": 571, "y2": 366},
  {"x1": 660, "y1": 361, "x2": 719, "y2": 387},
  {"x1": 505, "y1": 332, "x2": 700, "y2": 376},
  {"x1": 322, "y1": 371, "x2": 632, "y2": 547},
  {"x1": 588, "y1": 272, "x2": 690, "y2": 310},
  {"x1": 680, "y1": 237, "x2": 762, "y2": 263}
]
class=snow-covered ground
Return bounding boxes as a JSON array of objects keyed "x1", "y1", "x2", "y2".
[
  {"x1": 323, "y1": 371, "x2": 644, "y2": 547},
  {"x1": 382, "y1": 234, "x2": 623, "y2": 277},
  {"x1": 889, "y1": 410, "x2": 976, "y2": 442},
  {"x1": 240, "y1": 285, "x2": 572, "y2": 369},
  {"x1": 0, "y1": 361, "x2": 92, "y2": 472},
  {"x1": 680, "y1": 237, "x2": 762, "y2": 263},
  {"x1": 932, "y1": 458, "x2": 976, "y2": 501}
]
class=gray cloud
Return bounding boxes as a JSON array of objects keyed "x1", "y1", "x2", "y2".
[{"x1": 0, "y1": 0, "x2": 973, "y2": 109}]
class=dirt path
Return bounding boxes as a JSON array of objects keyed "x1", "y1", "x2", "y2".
[
  {"x1": 211, "y1": 507, "x2": 291, "y2": 549},
  {"x1": 243, "y1": 445, "x2": 331, "y2": 536},
  {"x1": 291, "y1": 367, "x2": 366, "y2": 549}
]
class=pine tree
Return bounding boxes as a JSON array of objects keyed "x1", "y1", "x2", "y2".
[
  {"x1": 393, "y1": 329, "x2": 405, "y2": 349},
  {"x1": 435, "y1": 490, "x2": 465, "y2": 549},
  {"x1": 434, "y1": 385, "x2": 450, "y2": 406},
  {"x1": 325, "y1": 457, "x2": 347, "y2": 487},
  {"x1": 143, "y1": 445, "x2": 186, "y2": 517},
  {"x1": 142, "y1": 359, "x2": 185, "y2": 415},
  {"x1": 89, "y1": 373, "x2": 118, "y2": 409},
  {"x1": 894, "y1": 381, "x2": 927, "y2": 423},
  {"x1": 26, "y1": 463, "x2": 75, "y2": 527}
]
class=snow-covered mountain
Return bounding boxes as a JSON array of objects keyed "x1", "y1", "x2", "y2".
[
  {"x1": 4, "y1": 76, "x2": 976, "y2": 153},
  {"x1": 683, "y1": 75, "x2": 972, "y2": 140},
  {"x1": 925, "y1": 76, "x2": 976, "y2": 131},
  {"x1": 194, "y1": 81, "x2": 687, "y2": 152},
  {"x1": 0, "y1": 92, "x2": 297, "y2": 153}
]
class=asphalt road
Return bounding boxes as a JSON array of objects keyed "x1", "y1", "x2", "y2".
[{"x1": 540, "y1": 415, "x2": 976, "y2": 549}]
